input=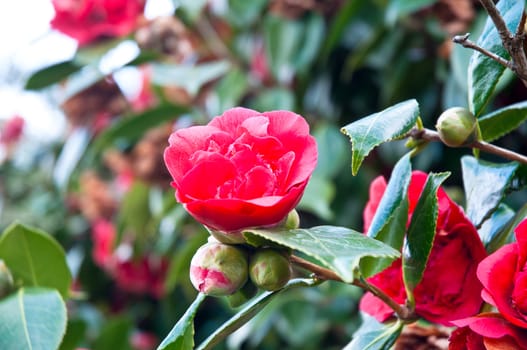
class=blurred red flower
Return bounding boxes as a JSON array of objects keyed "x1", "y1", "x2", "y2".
[
  {"x1": 50, "y1": 0, "x2": 145, "y2": 46},
  {"x1": 0, "y1": 115, "x2": 24, "y2": 145}
]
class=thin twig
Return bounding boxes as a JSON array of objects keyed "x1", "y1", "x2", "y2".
[
  {"x1": 290, "y1": 255, "x2": 416, "y2": 321},
  {"x1": 408, "y1": 128, "x2": 527, "y2": 164},
  {"x1": 453, "y1": 33, "x2": 512, "y2": 69}
]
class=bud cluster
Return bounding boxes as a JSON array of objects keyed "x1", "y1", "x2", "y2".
[{"x1": 189, "y1": 241, "x2": 293, "y2": 297}]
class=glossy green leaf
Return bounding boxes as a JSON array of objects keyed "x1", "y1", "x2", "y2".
[
  {"x1": 478, "y1": 203, "x2": 515, "y2": 249},
  {"x1": 0, "y1": 223, "x2": 72, "y2": 298},
  {"x1": 360, "y1": 154, "x2": 411, "y2": 278},
  {"x1": 151, "y1": 61, "x2": 230, "y2": 96},
  {"x1": 25, "y1": 60, "x2": 81, "y2": 90},
  {"x1": 479, "y1": 100, "x2": 527, "y2": 141},
  {"x1": 196, "y1": 278, "x2": 317, "y2": 350},
  {"x1": 344, "y1": 317, "x2": 403, "y2": 350},
  {"x1": 486, "y1": 203, "x2": 527, "y2": 254},
  {"x1": 461, "y1": 156, "x2": 518, "y2": 228},
  {"x1": 468, "y1": 0, "x2": 524, "y2": 116},
  {"x1": 403, "y1": 172, "x2": 450, "y2": 301},
  {"x1": 158, "y1": 293, "x2": 206, "y2": 350},
  {"x1": 341, "y1": 99, "x2": 419, "y2": 175},
  {"x1": 385, "y1": 0, "x2": 435, "y2": 25},
  {"x1": 244, "y1": 226, "x2": 400, "y2": 283},
  {"x1": 264, "y1": 14, "x2": 324, "y2": 83},
  {"x1": 0, "y1": 288, "x2": 67, "y2": 350}
]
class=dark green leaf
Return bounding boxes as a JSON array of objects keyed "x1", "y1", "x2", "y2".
[
  {"x1": 93, "y1": 318, "x2": 132, "y2": 350},
  {"x1": 118, "y1": 181, "x2": 151, "y2": 238},
  {"x1": 0, "y1": 223, "x2": 72, "y2": 298},
  {"x1": 360, "y1": 154, "x2": 411, "y2": 278},
  {"x1": 196, "y1": 278, "x2": 317, "y2": 350},
  {"x1": 403, "y1": 172, "x2": 450, "y2": 302},
  {"x1": 320, "y1": 0, "x2": 366, "y2": 61},
  {"x1": 344, "y1": 317, "x2": 403, "y2": 350},
  {"x1": 59, "y1": 319, "x2": 87, "y2": 350},
  {"x1": 478, "y1": 203, "x2": 515, "y2": 249},
  {"x1": 468, "y1": 0, "x2": 524, "y2": 116},
  {"x1": 158, "y1": 293, "x2": 206, "y2": 350},
  {"x1": 341, "y1": 99, "x2": 419, "y2": 175},
  {"x1": 243, "y1": 226, "x2": 400, "y2": 283},
  {"x1": 478, "y1": 100, "x2": 527, "y2": 141},
  {"x1": 0, "y1": 288, "x2": 67, "y2": 350},
  {"x1": 90, "y1": 104, "x2": 188, "y2": 155},
  {"x1": 150, "y1": 61, "x2": 230, "y2": 96},
  {"x1": 461, "y1": 156, "x2": 518, "y2": 228},
  {"x1": 25, "y1": 61, "x2": 81, "y2": 90},
  {"x1": 264, "y1": 14, "x2": 324, "y2": 83},
  {"x1": 385, "y1": 0, "x2": 436, "y2": 25}
]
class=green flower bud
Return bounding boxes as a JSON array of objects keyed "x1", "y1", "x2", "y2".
[
  {"x1": 249, "y1": 249, "x2": 291, "y2": 291},
  {"x1": 0, "y1": 260, "x2": 14, "y2": 299},
  {"x1": 189, "y1": 242, "x2": 248, "y2": 297},
  {"x1": 284, "y1": 209, "x2": 300, "y2": 230},
  {"x1": 436, "y1": 107, "x2": 480, "y2": 147}
]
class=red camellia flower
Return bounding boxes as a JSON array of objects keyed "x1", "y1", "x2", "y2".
[
  {"x1": 50, "y1": 0, "x2": 146, "y2": 46},
  {"x1": 359, "y1": 171, "x2": 487, "y2": 326},
  {"x1": 164, "y1": 107, "x2": 317, "y2": 234},
  {"x1": 449, "y1": 313, "x2": 527, "y2": 350},
  {"x1": 477, "y1": 218, "x2": 527, "y2": 329}
]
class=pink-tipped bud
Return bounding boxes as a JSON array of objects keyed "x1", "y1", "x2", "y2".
[
  {"x1": 249, "y1": 249, "x2": 291, "y2": 291},
  {"x1": 189, "y1": 242, "x2": 248, "y2": 296}
]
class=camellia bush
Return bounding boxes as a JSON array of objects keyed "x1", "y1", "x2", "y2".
[{"x1": 1, "y1": 0, "x2": 527, "y2": 349}]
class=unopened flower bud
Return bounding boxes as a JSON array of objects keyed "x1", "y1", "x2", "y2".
[
  {"x1": 0, "y1": 260, "x2": 14, "y2": 298},
  {"x1": 436, "y1": 107, "x2": 480, "y2": 147},
  {"x1": 189, "y1": 242, "x2": 248, "y2": 297},
  {"x1": 284, "y1": 209, "x2": 300, "y2": 230},
  {"x1": 249, "y1": 249, "x2": 291, "y2": 291}
]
